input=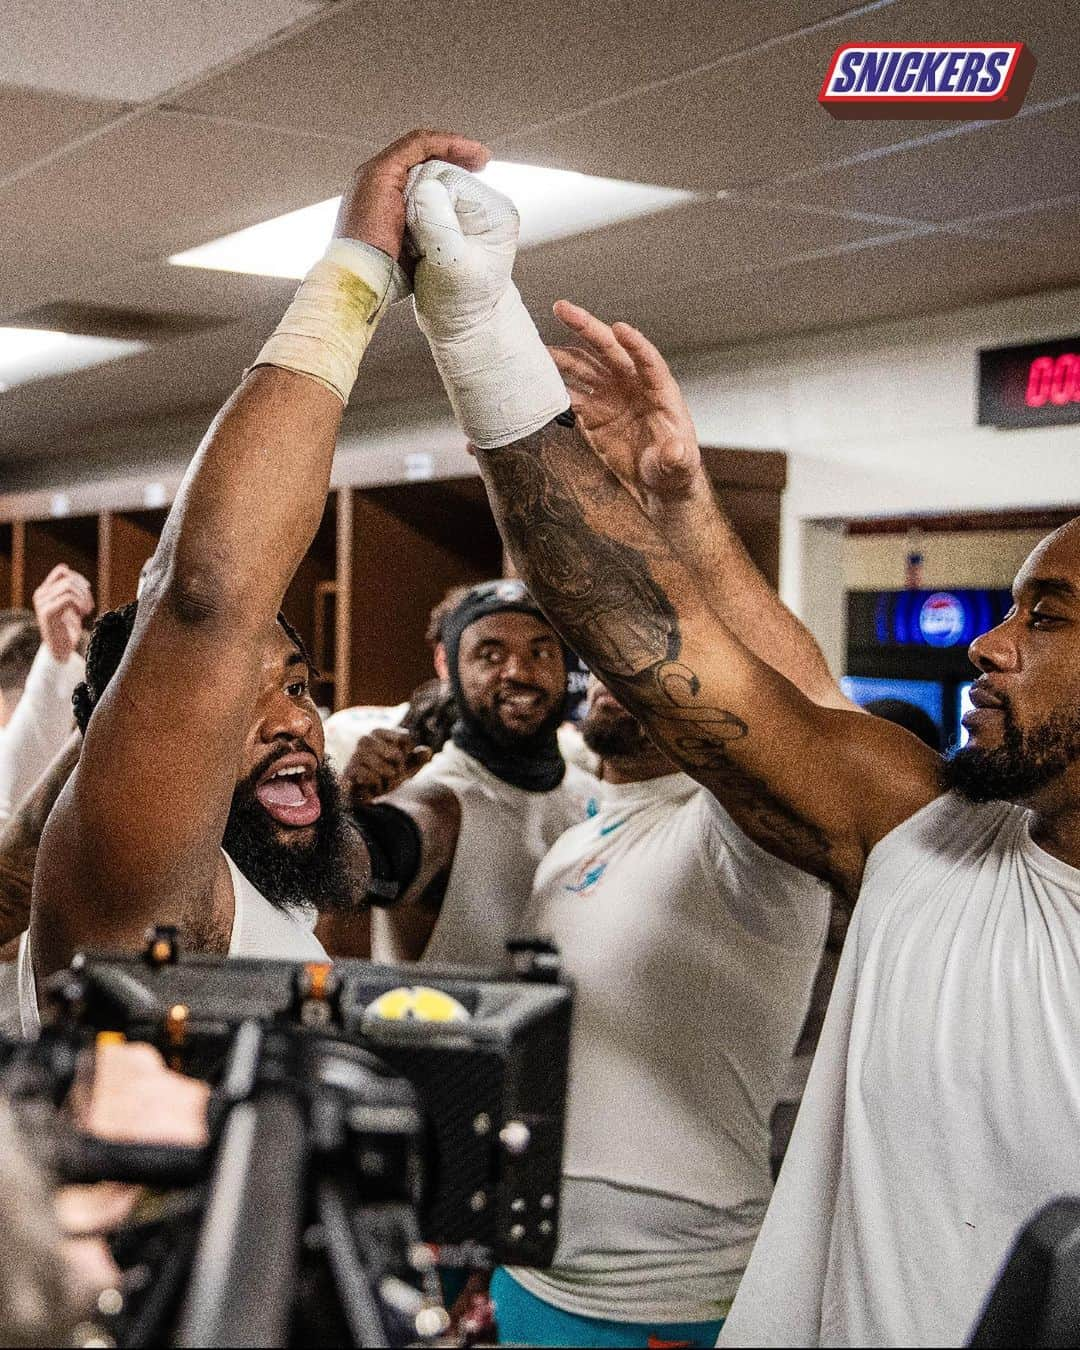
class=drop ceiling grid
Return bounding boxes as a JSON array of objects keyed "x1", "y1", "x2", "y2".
[{"x1": 0, "y1": 0, "x2": 1078, "y2": 475}]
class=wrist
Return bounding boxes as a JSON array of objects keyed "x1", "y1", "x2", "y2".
[
  {"x1": 420, "y1": 283, "x2": 569, "y2": 449},
  {"x1": 247, "y1": 239, "x2": 408, "y2": 405},
  {"x1": 43, "y1": 638, "x2": 70, "y2": 663}
]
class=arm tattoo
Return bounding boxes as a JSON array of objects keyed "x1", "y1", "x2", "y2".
[
  {"x1": 479, "y1": 420, "x2": 841, "y2": 889},
  {"x1": 0, "y1": 734, "x2": 81, "y2": 945}
]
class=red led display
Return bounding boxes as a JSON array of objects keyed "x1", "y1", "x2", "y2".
[
  {"x1": 1025, "y1": 353, "x2": 1080, "y2": 407},
  {"x1": 980, "y1": 337, "x2": 1080, "y2": 429}
]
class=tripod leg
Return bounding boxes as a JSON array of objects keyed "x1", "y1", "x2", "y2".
[
  {"x1": 316, "y1": 1175, "x2": 392, "y2": 1347},
  {"x1": 176, "y1": 1092, "x2": 306, "y2": 1348}
]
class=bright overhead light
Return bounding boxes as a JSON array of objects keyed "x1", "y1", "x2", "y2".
[
  {"x1": 0, "y1": 328, "x2": 148, "y2": 392},
  {"x1": 169, "y1": 162, "x2": 697, "y2": 280}
]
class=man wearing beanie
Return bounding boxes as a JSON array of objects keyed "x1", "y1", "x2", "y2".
[{"x1": 350, "y1": 578, "x2": 594, "y2": 967}]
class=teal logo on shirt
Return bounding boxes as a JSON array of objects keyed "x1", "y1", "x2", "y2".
[{"x1": 565, "y1": 860, "x2": 608, "y2": 894}]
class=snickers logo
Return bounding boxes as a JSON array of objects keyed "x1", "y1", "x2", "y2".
[{"x1": 819, "y1": 43, "x2": 1035, "y2": 119}]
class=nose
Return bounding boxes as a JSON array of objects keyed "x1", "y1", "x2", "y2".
[
  {"x1": 257, "y1": 688, "x2": 317, "y2": 746},
  {"x1": 500, "y1": 650, "x2": 538, "y2": 685},
  {"x1": 969, "y1": 617, "x2": 1018, "y2": 675}
]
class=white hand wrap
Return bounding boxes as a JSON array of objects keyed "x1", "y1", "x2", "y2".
[
  {"x1": 404, "y1": 161, "x2": 569, "y2": 449},
  {"x1": 248, "y1": 239, "x2": 408, "y2": 405}
]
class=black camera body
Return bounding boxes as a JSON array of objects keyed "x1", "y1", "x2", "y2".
[{"x1": 46, "y1": 944, "x2": 572, "y2": 1269}]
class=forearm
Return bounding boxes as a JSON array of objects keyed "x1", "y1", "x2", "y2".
[
  {"x1": 653, "y1": 481, "x2": 856, "y2": 710},
  {"x1": 149, "y1": 237, "x2": 399, "y2": 626},
  {"x1": 0, "y1": 732, "x2": 80, "y2": 944},
  {"x1": 0, "y1": 645, "x2": 83, "y2": 820},
  {"x1": 150, "y1": 368, "x2": 341, "y2": 625},
  {"x1": 475, "y1": 423, "x2": 869, "y2": 892},
  {"x1": 474, "y1": 417, "x2": 721, "y2": 695}
]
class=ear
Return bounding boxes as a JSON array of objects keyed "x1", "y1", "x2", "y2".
[{"x1": 433, "y1": 642, "x2": 450, "y2": 681}]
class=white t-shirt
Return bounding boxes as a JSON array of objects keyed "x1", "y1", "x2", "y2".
[
  {"x1": 377, "y1": 740, "x2": 593, "y2": 968},
  {"x1": 509, "y1": 773, "x2": 828, "y2": 1323},
  {"x1": 15, "y1": 850, "x2": 327, "y2": 1037},
  {"x1": 721, "y1": 792, "x2": 1080, "y2": 1348},
  {"x1": 0, "y1": 645, "x2": 83, "y2": 823}
]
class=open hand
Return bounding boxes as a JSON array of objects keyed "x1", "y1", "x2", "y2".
[
  {"x1": 33, "y1": 564, "x2": 94, "y2": 663},
  {"x1": 550, "y1": 300, "x2": 704, "y2": 509}
]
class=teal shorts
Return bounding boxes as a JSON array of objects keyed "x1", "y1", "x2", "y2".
[{"x1": 490, "y1": 1268, "x2": 725, "y2": 1347}]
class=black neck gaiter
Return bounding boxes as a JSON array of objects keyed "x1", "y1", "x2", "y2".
[{"x1": 450, "y1": 713, "x2": 566, "y2": 792}]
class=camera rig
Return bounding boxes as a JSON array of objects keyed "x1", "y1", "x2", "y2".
[{"x1": 1, "y1": 930, "x2": 572, "y2": 1347}]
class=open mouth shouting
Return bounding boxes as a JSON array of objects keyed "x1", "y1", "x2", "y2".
[{"x1": 253, "y1": 750, "x2": 322, "y2": 828}]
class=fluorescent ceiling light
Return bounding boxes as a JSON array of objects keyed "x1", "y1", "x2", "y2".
[
  {"x1": 169, "y1": 163, "x2": 697, "y2": 279},
  {"x1": 0, "y1": 328, "x2": 148, "y2": 392}
]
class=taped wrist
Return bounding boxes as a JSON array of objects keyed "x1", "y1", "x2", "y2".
[
  {"x1": 417, "y1": 281, "x2": 570, "y2": 449},
  {"x1": 352, "y1": 802, "x2": 423, "y2": 906},
  {"x1": 248, "y1": 239, "x2": 408, "y2": 405}
]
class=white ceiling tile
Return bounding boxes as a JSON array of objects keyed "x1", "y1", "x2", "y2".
[
  {"x1": 0, "y1": 86, "x2": 127, "y2": 179},
  {"x1": 173, "y1": 0, "x2": 861, "y2": 146},
  {"x1": 0, "y1": 112, "x2": 376, "y2": 319},
  {"x1": 755, "y1": 100, "x2": 1080, "y2": 223},
  {"x1": 0, "y1": 1, "x2": 325, "y2": 103}
]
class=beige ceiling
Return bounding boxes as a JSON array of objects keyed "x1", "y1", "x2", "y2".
[{"x1": 1, "y1": 0, "x2": 1077, "y2": 488}]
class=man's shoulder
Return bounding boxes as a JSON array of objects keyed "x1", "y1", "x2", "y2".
[{"x1": 868, "y1": 790, "x2": 1017, "y2": 866}]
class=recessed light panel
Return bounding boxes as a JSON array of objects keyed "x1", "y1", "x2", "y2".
[
  {"x1": 0, "y1": 328, "x2": 148, "y2": 393},
  {"x1": 169, "y1": 163, "x2": 697, "y2": 279}
]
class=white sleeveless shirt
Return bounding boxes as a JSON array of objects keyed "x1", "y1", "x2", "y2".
[
  {"x1": 722, "y1": 792, "x2": 1080, "y2": 1348},
  {"x1": 15, "y1": 850, "x2": 327, "y2": 1037},
  {"x1": 379, "y1": 741, "x2": 593, "y2": 968}
]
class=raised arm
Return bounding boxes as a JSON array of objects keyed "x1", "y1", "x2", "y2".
[
  {"x1": 549, "y1": 302, "x2": 857, "y2": 712},
  {"x1": 404, "y1": 172, "x2": 941, "y2": 901},
  {"x1": 0, "y1": 731, "x2": 79, "y2": 949},
  {"x1": 0, "y1": 567, "x2": 91, "y2": 823},
  {"x1": 32, "y1": 131, "x2": 489, "y2": 977},
  {"x1": 474, "y1": 419, "x2": 938, "y2": 898},
  {"x1": 318, "y1": 727, "x2": 458, "y2": 962}
]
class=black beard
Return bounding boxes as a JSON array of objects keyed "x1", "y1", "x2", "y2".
[
  {"x1": 583, "y1": 710, "x2": 651, "y2": 759},
  {"x1": 222, "y1": 762, "x2": 356, "y2": 914},
  {"x1": 467, "y1": 690, "x2": 565, "y2": 751},
  {"x1": 943, "y1": 699, "x2": 1080, "y2": 804}
]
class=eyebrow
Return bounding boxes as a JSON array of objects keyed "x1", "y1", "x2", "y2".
[
  {"x1": 1022, "y1": 576, "x2": 1080, "y2": 601},
  {"x1": 284, "y1": 650, "x2": 308, "y2": 670}
]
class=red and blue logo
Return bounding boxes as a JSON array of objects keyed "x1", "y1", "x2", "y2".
[{"x1": 819, "y1": 43, "x2": 1035, "y2": 119}]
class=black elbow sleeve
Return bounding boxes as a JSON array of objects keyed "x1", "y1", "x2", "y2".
[{"x1": 351, "y1": 803, "x2": 423, "y2": 906}]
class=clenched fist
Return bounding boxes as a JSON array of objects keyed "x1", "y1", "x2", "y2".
[
  {"x1": 342, "y1": 727, "x2": 433, "y2": 805},
  {"x1": 33, "y1": 564, "x2": 94, "y2": 663}
]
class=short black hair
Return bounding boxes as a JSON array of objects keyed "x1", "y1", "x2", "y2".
[
  {"x1": 72, "y1": 602, "x2": 316, "y2": 736},
  {"x1": 0, "y1": 612, "x2": 39, "y2": 694}
]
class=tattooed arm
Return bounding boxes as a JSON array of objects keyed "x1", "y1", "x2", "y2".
[
  {"x1": 401, "y1": 166, "x2": 937, "y2": 898},
  {"x1": 0, "y1": 732, "x2": 80, "y2": 947},
  {"x1": 473, "y1": 419, "x2": 941, "y2": 901},
  {"x1": 549, "y1": 302, "x2": 857, "y2": 712}
]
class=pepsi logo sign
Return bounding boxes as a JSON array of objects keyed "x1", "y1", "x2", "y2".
[{"x1": 918, "y1": 592, "x2": 967, "y2": 647}]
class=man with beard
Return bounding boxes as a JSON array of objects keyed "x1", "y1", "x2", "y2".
[
  {"x1": 17, "y1": 127, "x2": 490, "y2": 1034},
  {"x1": 490, "y1": 676, "x2": 826, "y2": 1348},
  {"x1": 401, "y1": 162, "x2": 1080, "y2": 1346},
  {"x1": 347, "y1": 579, "x2": 595, "y2": 966}
]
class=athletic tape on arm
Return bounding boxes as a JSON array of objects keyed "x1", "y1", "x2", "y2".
[
  {"x1": 405, "y1": 162, "x2": 569, "y2": 448},
  {"x1": 248, "y1": 239, "x2": 408, "y2": 405}
]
